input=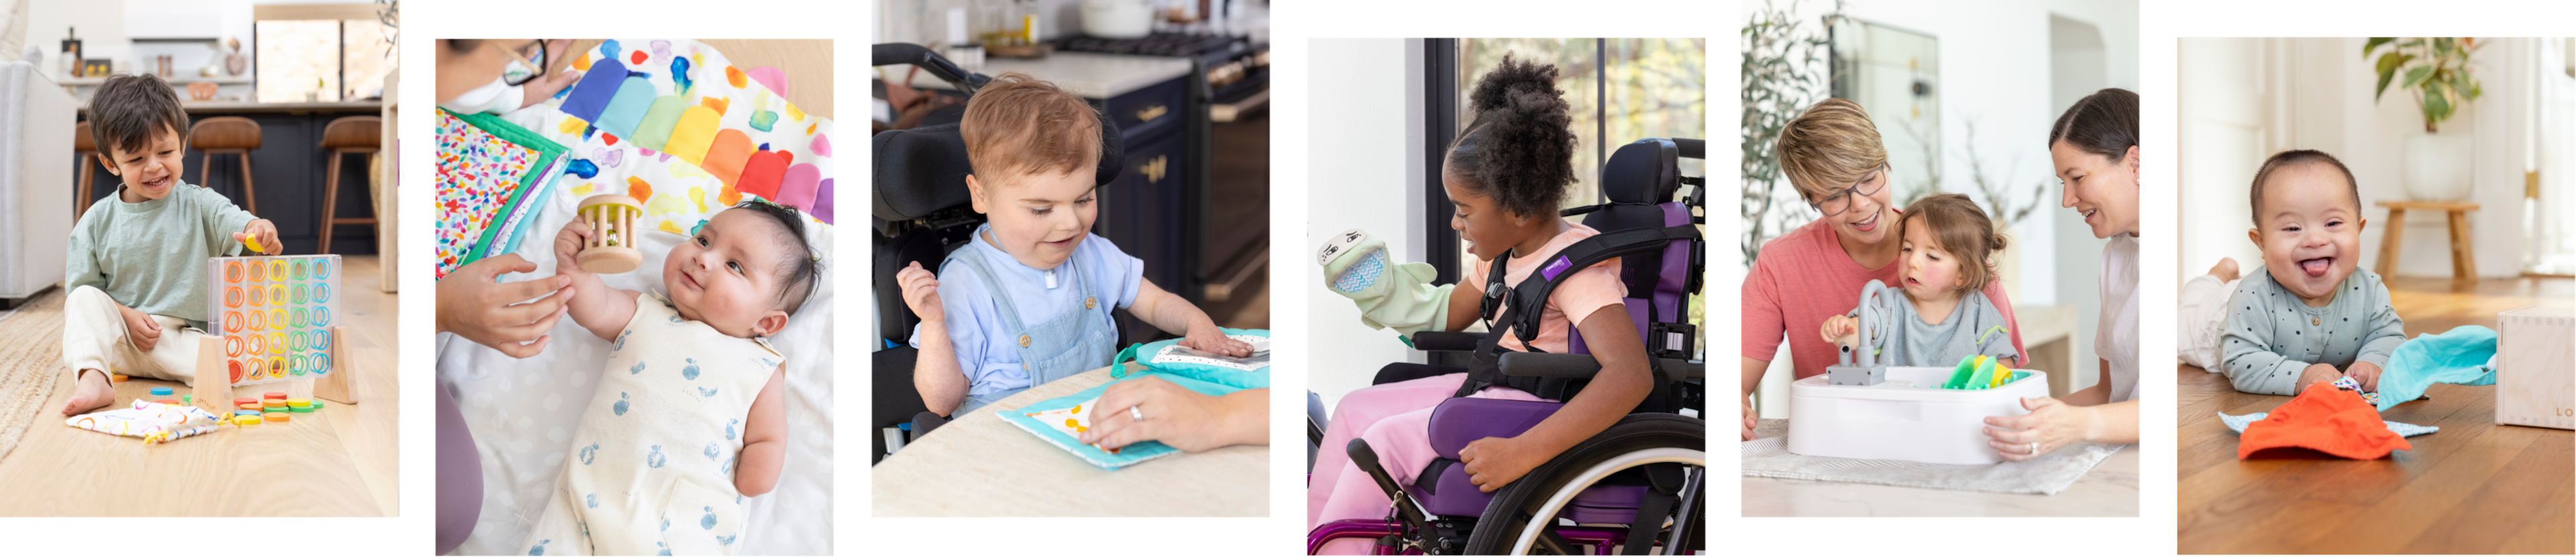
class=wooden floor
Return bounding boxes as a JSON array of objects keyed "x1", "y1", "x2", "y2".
[
  {"x1": 0, "y1": 256, "x2": 399, "y2": 516},
  {"x1": 2177, "y1": 275, "x2": 2573, "y2": 554}
]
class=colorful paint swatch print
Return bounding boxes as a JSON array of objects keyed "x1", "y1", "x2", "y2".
[
  {"x1": 436, "y1": 110, "x2": 543, "y2": 278},
  {"x1": 517, "y1": 39, "x2": 837, "y2": 230},
  {"x1": 206, "y1": 255, "x2": 341, "y2": 386}
]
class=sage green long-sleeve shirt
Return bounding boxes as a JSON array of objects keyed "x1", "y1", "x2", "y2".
[
  {"x1": 66, "y1": 182, "x2": 256, "y2": 330},
  {"x1": 2217, "y1": 266, "x2": 2407, "y2": 396}
]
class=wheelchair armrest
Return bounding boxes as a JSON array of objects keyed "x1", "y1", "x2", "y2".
[
  {"x1": 1495, "y1": 352, "x2": 1601, "y2": 378},
  {"x1": 1497, "y1": 352, "x2": 1707, "y2": 383},
  {"x1": 1410, "y1": 331, "x2": 1485, "y2": 352}
]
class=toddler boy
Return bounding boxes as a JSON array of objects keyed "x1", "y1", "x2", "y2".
[
  {"x1": 896, "y1": 73, "x2": 1249, "y2": 417},
  {"x1": 2218, "y1": 150, "x2": 2406, "y2": 396},
  {"x1": 60, "y1": 74, "x2": 280, "y2": 415}
]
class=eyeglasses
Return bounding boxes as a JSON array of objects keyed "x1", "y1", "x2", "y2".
[
  {"x1": 496, "y1": 40, "x2": 549, "y2": 87},
  {"x1": 1810, "y1": 164, "x2": 1888, "y2": 217}
]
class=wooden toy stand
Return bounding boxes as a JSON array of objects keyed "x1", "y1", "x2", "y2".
[{"x1": 192, "y1": 325, "x2": 354, "y2": 411}]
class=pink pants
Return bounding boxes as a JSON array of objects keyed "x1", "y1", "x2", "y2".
[{"x1": 1308, "y1": 372, "x2": 1546, "y2": 554}]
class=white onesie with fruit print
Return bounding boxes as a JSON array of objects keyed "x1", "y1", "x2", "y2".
[{"x1": 524, "y1": 293, "x2": 781, "y2": 556}]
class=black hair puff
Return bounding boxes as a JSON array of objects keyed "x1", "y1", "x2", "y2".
[{"x1": 1448, "y1": 53, "x2": 1578, "y2": 219}]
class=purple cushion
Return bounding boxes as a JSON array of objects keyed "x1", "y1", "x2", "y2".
[{"x1": 1427, "y1": 398, "x2": 1564, "y2": 459}]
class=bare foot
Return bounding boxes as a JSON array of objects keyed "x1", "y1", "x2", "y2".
[
  {"x1": 2208, "y1": 257, "x2": 2241, "y2": 283},
  {"x1": 61, "y1": 369, "x2": 115, "y2": 415}
]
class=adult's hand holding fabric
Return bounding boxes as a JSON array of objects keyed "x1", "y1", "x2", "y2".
[{"x1": 1317, "y1": 229, "x2": 1452, "y2": 339}]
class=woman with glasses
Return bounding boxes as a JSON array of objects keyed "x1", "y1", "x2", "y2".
[
  {"x1": 435, "y1": 39, "x2": 582, "y2": 115},
  {"x1": 1737, "y1": 99, "x2": 2030, "y2": 441}
]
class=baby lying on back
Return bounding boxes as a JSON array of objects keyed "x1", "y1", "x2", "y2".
[{"x1": 523, "y1": 201, "x2": 820, "y2": 556}]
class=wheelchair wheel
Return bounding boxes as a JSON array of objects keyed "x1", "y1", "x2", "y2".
[{"x1": 1463, "y1": 413, "x2": 1704, "y2": 555}]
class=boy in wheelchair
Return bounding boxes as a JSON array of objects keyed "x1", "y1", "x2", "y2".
[
  {"x1": 896, "y1": 73, "x2": 1252, "y2": 419},
  {"x1": 1310, "y1": 56, "x2": 1699, "y2": 554}
]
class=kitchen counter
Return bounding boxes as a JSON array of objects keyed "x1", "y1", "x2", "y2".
[
  {"x1": 902, "y1": 52, "x2": 1193, "y2": 99},
  {"x1": 80, "y1": 100, "x2": 383, "y2": 114}
]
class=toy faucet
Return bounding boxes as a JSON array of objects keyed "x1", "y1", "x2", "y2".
[
  {"x1": 1826, "y1": 285, "x2": 1890, "y2": 387},
  {"x1": 575, "y1": 194, "x2": 646, "y2": 274}
]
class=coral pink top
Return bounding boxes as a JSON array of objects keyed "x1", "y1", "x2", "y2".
[
  {"x1": 1477, "y1": 223, "x2": 1627, "y2": 354},
  {"x1": 1741, "y1": 215, "x2": 2027, "y2": 381}
]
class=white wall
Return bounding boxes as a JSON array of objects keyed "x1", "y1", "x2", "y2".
[
  {"x1": 2183, "y1": 38, "x2": 2536, "y2": 281},
  {"x1": 1306, "y1": 38, "x2": 1428, "y2": 409}
]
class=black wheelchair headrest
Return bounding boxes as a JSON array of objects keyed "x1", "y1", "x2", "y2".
[
  {"x1": 1599, "y1": 138, "x2": 1681, "y2": 204},
  {"x1": 869, "y1": 109, "x2": 1124, "y2": 229}
]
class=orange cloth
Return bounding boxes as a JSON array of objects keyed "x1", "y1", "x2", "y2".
[{"x1": 2238, "y1": 382, "x2": 2413, "y2": 460}]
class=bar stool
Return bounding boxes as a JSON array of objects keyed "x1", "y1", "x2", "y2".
[
  {"x1": 318, "y1": 115, "x2": 381, "y2": 254},
  {"x1": 73, "y1": 121, "x2": 96, "y2": 220},
  {"x1": 191, "y1": 116, "x2": 263, "y2": 214}
]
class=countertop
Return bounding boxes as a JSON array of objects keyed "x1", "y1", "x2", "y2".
[
  {"x1": 872, "y1": 364, "x2": 1267, "y2": 517},
  {"x1": 902, "y1": 52, "x2": 1193, "y2": 99},
  {"x1": 1740, "y1": 419, "x2": 2140, "y2": 517}
]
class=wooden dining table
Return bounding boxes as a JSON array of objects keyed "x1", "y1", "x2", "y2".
[{"x1": 2177, "y1": 364, "x2": 2573, "y2": 554}]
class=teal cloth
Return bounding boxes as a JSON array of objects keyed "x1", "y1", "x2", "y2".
[
  {"x1": 1112, "y1": 328, "x2": 1271, "y2": 390},
  {"x1": 2374, "y1": 325, "x2": 2498, "y2": 411},
  {"x1": 996, "y1": 372, "x2": 1243, "y2": 470}
]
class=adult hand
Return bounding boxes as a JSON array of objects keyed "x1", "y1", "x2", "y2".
[
  {"x1": 1982, "y1": 396, "x2": 2098, "y2": 462},
  {"x1": 518, "y1": 40, "x2": 580, "y2": 109},
  {"x1": 1459, "y1": 436, "x2": 1548, "y2": 493},
  {"x1": 1084, "y1": 377, "x2": 1223, "y2": 452},
  {"x1": 436, "y1": 254, "x2": 574, "y2": 358},
  {"x1": 1741, "y1": 395, "x2": 1759, "y2": 441}
]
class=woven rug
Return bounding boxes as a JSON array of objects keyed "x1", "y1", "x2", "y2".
[
  {"x1": 0, "y1": 287, "x2": 64, "y2": 462},
  {"x1": 1742, "y1": 419, "x2": 2123, "y2": 495}
]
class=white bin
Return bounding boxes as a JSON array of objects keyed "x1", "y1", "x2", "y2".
[{"x1": 1786, "y1": 366, "x2": 2049, "y2": 464}]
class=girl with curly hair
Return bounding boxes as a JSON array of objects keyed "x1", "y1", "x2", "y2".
[{"x1": 1308, "y1": 54, "x2": 1655, "y2": 554}]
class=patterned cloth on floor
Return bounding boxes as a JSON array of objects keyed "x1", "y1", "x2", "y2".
[{"x1": 65, "y1": 400, "x2": 223, "y2": 444}]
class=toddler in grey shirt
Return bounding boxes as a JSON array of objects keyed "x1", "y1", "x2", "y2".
[
  {"x1": 1823, "y1": 194, "x2": 2023, "y2": 368},
  {"x1": 2218, "y1": 150, "x2": 2407, "y2": 396}
]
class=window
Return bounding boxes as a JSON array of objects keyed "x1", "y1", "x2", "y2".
[{"x1": 254, "y1": 5, "x2": 394, "y2": 103}]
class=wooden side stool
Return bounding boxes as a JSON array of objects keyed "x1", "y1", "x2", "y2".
[
  {"x1": 2374, "y1": 201, "x2": 2481, "y2": 280},
  {"x1": 190, "y1": 116, "x2": 264, "y2": 214},
  {"x1": 317, "y1": 116, "x2": 381, "y2": 254}
]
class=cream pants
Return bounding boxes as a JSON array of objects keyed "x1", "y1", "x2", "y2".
[{"x1": 60, "y1": 285, "x2": 203, "y2": 385}]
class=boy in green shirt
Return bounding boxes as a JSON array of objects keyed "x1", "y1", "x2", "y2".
[{"x1": 60, "y1": 74, "x2": 280, "y2": 415}]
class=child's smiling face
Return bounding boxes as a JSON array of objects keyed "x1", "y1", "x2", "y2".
[
  {"x1": 664, "y1": 210, "x2": 795, "y2": 338},
  {"x1": 968, "y1": 166, "x2": 1098, "y2": 270},
  {"x1": 1896, "y1": 213, "x2": 1969, "y2": 301},
  {"x1": 2249, "y1": 162, "x2": 2367, "y2": 307},
  {"x1": 1444, "y1": 168, "x2": 1536, "y2": 262},
  {"x1": 101, "y1": 125, "x2": 186, "y2": 203}
]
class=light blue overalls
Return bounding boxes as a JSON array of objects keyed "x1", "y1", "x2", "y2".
[{"x1": 947, "y1": 240, "x2": 1118, "y2": 414}]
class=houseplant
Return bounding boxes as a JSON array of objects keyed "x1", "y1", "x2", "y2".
[{"x1": 2365, "y1": 37, "x2": 2483, "y2": 201}]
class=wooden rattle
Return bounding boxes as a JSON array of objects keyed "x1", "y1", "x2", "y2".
[{"x1": 575, "y1": 194, "x2": 646, "y2": 274}]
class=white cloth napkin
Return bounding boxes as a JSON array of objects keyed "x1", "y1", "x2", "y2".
[{"x1": 1742, "y1": 419, "x2": 2122, "y2": 495}]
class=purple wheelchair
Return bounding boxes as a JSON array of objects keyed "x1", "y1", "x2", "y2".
[{"x1": 1309, "y1": 138, "x2": 1707, "y2": 555}]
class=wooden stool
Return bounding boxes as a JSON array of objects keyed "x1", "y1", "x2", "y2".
[
  {"x1": 2375, "y1": 201, "x2": 2481, "y2": 280},
  {"x1": 317, "y1": 116, "x2": 381, "y2": 254},
  {"x1": 73, "y1": 121, "x2": 95, "y2": 220},
  {"x1": 190, "y1": 116, "x2": 263, "y2": 214}
]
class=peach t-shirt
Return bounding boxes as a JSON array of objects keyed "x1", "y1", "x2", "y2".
[
  {"x1": 1476, "y1": 223, "x2": 1627, "y2": 354},
  {"x1": 1741, "y1": 215, "x2": 2027, "y2": 381}
]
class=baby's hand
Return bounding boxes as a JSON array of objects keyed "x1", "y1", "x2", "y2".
[
  {"x1": 552, "y1": 219, "x2": 596, "y2": 278},
  {"x1": 231, "y1": 219, "x2": 280, "y2": 255},
  {"x1": 1179, "y1": 322, "x2": 1253, "y2": 358},
  {"x1": 896, "y1": 261, "x2": 943, "y2": 323},
  {"x1": 2345, "y1": 361, "x2": 2383, "y2": 393},
  {"x1": 1820, "y1": 315, "x2": 1859, "y2": 345}
]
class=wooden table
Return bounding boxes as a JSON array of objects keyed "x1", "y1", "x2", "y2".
[
  {"x1": 872, "y1": 365, "x2": 1268, "y2": 517},
  {"x1": 1740, "y1": 419, "x2": 2139, "y2": 517},
  {"x1": 2178, "y1": 364, "x2": 2573, "y2": 554},
  {"x1": 2375, "y1": 201, "x2": 2482, "y2": 280}
]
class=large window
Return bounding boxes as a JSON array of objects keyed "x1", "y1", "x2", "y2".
[
  {"x1": 254, "y1": 4, "x2": 395, "y2": 103},
  {"x1": 1439, "y1": 38, "x2": 1708, "y2": 356}
]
